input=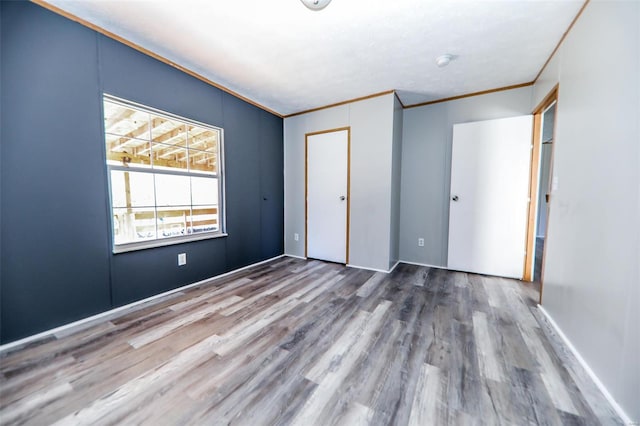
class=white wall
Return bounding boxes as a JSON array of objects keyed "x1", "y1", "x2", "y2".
[
  {"x1": 399, "y1": 87, "x2": 533, "y2": 266},
  {"x1": 535, "y1": 1, "x2": 639, "y2": 422},
  {"x1": 284, "y1": 93, "x2": 397, "y2": 271}
]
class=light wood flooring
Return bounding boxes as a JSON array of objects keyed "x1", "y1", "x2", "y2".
[{"x1": 0, "y1": 257, "x2": 623, "y2": 425}]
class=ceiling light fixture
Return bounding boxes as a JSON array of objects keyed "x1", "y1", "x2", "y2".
[
  {"x1": 300, "y1": 0, "x2": 332, "y2": 11},
  {"x1": 435, "y1": 54, "x2": 454, "y2": 68}
]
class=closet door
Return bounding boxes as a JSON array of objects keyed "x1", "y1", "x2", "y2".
[{"x1": 306, "y1": 129, "x2": 349, "y2": 263}]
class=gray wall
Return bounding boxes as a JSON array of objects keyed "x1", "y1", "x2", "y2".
[
  {"x1": 284, "y1": 106, "x2": 348, "y2": 258},
  {"x1": 399, "y1": 87, "x2": 533, "y2": 267},
  {"x1": 389, "y1": 96, "x2": 403, "y2": 269},
  {"x1": 533, "y1": 1, "x2": 639, "y2": 421},
  {"x1": 283, "y1": 93, "x2": 396, "y2": 271},
  {"x1": 0, "y1": 1, "x2": 283, "y2": 343},
  {"x1": 349, "y1": 95, "x2": 395, "y2": 270}
]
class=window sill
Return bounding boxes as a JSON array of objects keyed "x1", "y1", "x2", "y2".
[{"x1": 113, "y1": 232, "x2": 228, "y2": 254}]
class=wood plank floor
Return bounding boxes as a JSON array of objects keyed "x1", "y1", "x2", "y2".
[{"x1": 0, "y1": 257, "x2": 623, "y2": 425}]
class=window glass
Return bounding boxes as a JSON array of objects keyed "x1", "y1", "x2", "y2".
[
  {"x1": 191, "y1": 206, "x2": 218, "y2": 234},
  {"x1": 110, "y1": 171, "x2": 155, "y2": 208},
  {"x1": 152, "y1": 143, "x2": 189, "y2": 172},
  {"x1": 189, "y1": 150, "x2": 217, "y2": 174},
  {"x1": 155, "y1": 174, "x2": 191, "y2": 207},
  {"x1": 112, "y1": 207, "x2": 157, "y2": 244},
  {"x1": 151, "y1": 116, "x2": 187, "y2": 147},
  {"x1": 191, "y1": 176, "x2": 218, "y2": 205},
  {"x1": 106, "y1": 137, "x2": 152, "y2": 168},
  {"x1": 157, "y1": 206, "x2": 190, "y2": 238},
  {"x1": 104, "y1": 103, "x2": 149, "y2": 138}
]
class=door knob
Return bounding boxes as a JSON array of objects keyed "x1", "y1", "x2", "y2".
[
  {"x1": 452, "y1": 195, "x2": 459, "y2": 202},
  {"x1": 339, "y1": 196, "x2": 346, "y2": 201}
]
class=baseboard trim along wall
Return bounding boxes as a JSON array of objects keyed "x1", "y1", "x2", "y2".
[
  {"x1": 284, "y1": 254, "x2": 403, "y2": 274},
  {"x1": 284, "y1": 254, "x2": 307, "y2": 260},
  {"x1": 0, "y1": 255, "x2": 286, "y2": 353},
  {"x1": 388, "y1": 261, "x2": 401, "y2": 273},
  {"x1": 400, "y1": 260, "x2": 447, "y2": 270},
  {"x1": 538, "y1": 305, "x2": 634, "y2": 425},
  {"x1": 284, "y1": 255, "x2": 435, "y2": 274},
  {"x1": 346, "y1": 261, "x2": 400, "y2": 274}
]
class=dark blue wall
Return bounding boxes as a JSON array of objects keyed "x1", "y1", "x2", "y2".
[{"x1": 0, "y1": 1, "x2": 284, "y2": 343}]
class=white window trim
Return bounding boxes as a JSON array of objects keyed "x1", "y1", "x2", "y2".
[{"x1": 103, "y1": 94, "x2": 227, "y2": 253}]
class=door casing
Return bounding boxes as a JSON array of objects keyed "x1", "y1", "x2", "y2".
[{"x1": 524, "y1": 85, "x2": 559, "y2": 304}]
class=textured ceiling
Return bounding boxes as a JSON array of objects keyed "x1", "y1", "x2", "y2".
[{"x1": 43, "y1": 0, "x2": 585, "y2": 116}]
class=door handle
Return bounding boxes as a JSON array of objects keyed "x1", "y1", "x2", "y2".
[
  {"x1": 339, "y1": 196, "x2": 346, "y2": 201},
  {"x1": 452, "y1": 195, "x2": 459, "y2": 202}
]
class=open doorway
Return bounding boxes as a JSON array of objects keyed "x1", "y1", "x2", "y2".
[
  {"x1": 523, "y1": 85, "x2": 558, "y2": 304},
  {"x1": 534, "y1": 103, "x2": 556, "y2": 282}
]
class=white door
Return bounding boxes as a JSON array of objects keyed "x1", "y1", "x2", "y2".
[
  {"x1": 306, "y1": 129, "x2": 349, "y2": 263},
  {"x1": 447, "y1": 115, "x2": 533, "y2": 279}
]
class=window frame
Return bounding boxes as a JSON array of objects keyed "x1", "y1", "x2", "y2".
[{"x1": 103, "y1": 94, "x2": 227, "y2": 254}]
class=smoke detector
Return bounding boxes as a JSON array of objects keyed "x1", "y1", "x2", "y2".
[
  {"x1": 435, "y1": 54, "x2": 455, "y2": 68},
  {"x1": 300, "y1": 0, "x2": 332, "y2": 11}
]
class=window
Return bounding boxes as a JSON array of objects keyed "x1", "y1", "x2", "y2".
[{"x1": 103, "y1": 95, "x2": 225, "y2": 253}]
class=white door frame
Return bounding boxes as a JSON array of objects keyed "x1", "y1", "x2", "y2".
[{"x1": 305, "y1": 127, "x2": 351, "y2": 263}]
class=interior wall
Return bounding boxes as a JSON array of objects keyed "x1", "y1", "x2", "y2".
[
  {"x1": 283, "y1": 105, "x2": 349, "y2": 258},
  {"x1": 389, "y1": 96, "x2": 403, "y2": 270},
  {"x1": 399, "y1": 86, "x2": 533, "y2": 267},
  {"x1": 0, "y1": 1, "x2": 284, "y2": 343},
  {"x1": 534, "y1": 1, "x2": 639, "y2": 421},
  {"x1": 283, "y1": 93, "x2": 395, "y2": 271}
]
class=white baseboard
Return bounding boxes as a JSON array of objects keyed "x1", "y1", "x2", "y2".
[
  {"x1": 346, "y1": 263, "x2": 391, "y2": 274},
  {"x1": 0, "y1": 254, "x2": 285, "y2": 353},
  {"x1": 399, "y1": 260, "x2": 447, "y2": 270},
  {"x1": 284, "y1": 254, "x2": 307, "y2": 260},
  {"x1": 287, "y1": 255, "x2": 399, "y2": 274},
  {"x1": 537, "y1": 305, "x2": 634, "y2": 425}
]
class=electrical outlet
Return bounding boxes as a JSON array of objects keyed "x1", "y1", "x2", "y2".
[
  {"x1": 418, "y1": 238, "x2": 425, "y2": 247},
  {"x1": 178, "y1": 253, "x2": 187, "y2": 266},
  {"x1": 294, "y1": 233, "x2": 299, "y2": 241}
]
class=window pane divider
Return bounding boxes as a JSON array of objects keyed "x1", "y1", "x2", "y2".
[{"x1": 108, "y1": 165, "x2": 218, "y2": 179}]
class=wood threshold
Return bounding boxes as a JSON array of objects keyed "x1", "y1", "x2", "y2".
[{"x1": 30, "y1": 0, "x2": 283, "y2": 118}]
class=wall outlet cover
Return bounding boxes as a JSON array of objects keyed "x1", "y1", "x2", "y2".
[{"x1": 178, "y1": 253, "x2": 187, "y2": 266}]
